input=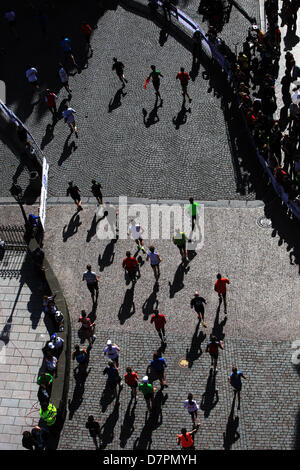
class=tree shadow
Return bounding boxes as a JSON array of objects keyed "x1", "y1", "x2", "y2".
[
  {"x1": 100, "y1": 401, "x2": 120, "y2": 449},
  {"x1": 62, "y1": 212, "x2": 82, "y2": 242},
  {"x1": 98, "y1": 239, "x2": 117, "y2": 271},
  {"x1": 169, "y1": 261, "x2": 190, "y2": 298},
  {"x1": 223, "y1": 394, "x2": 240, "y2": 450},
  {"x1": 172, "y1": 100, "x2": 191, "y2": 129},
  {"x1": 185, "y1": 321, "x2": 206, "y2": 368},
  {"x1": 108, "y1": 86, "x2": 127, "y2": 113},
  {"x1": 142, "y1": 99, "x2": 163, "y2": 128},
  {"x1": 68, "y1": 366, "x2": 90, "y2": 421},
  {"x1": 58, "y1": 134, "x2": 78, "y2": 167},
  {"x1": 133, "y1": 390, "x2": 167, "y2": 449},
  {"x1": 142, "y1": 283, "x2": 159, "y2": 320},
  {"x1": 119, "y1": 397, "x2": 136, "y2": 448},
  {"x1": 118, "y1": 286, "x2": 135, "y2": 325},
  {"x1": 200, "y1": 368, "x2": 219, "y2": 418}
]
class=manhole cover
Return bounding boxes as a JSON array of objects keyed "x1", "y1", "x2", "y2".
[
  {"x1": 178, "y1": 358, "x2": 189, "y2": 368},
  {"x1": 256, "y1": 216, "x2": 272, "y2": 228}
]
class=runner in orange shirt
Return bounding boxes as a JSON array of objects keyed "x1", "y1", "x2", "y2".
[
  {"x1": 214, "y1": 273, "x2": 230, "y2": 313},
  {"x1": 176, "y1": 67, "x2": 192, "y2": 103}
]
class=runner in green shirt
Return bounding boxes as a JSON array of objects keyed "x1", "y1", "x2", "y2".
[
  {"x1": 147, "y1": 65, "x2": 164, "y2": 101},
  {"x1": 138, "y1": 376, "x2": 154, "y2": 412},
  {"x1": 187, "y1": 197, "x2": 200, "y2": 231}
]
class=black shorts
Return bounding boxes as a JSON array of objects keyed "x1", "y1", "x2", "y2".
[
  {"x1": 144, "y1": 393, "x2": 154, "y2": 401},
  {"x1": 87, "y1": 282, "x2": 99, "y2": 294},
  {"x1": 153, "y1": 80, "x2": 160, "y2": 91}
]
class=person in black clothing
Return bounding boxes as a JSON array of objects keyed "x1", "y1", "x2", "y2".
[
  {"x1": 91, "y1": 179, "x2": 103, "y2": 205},
  {"x1": 147, "y1": 65, "x2": 164, "y2": 101},
  {"x1": 103, "y1": 360, "x2": 123, "y2": 400},
  {"x1": 31, "y1": 426, "x2": 49, "y2": 450},
  {"x1": 190, "y1": 291, "x2": 207, "y2": 327},
  {"x1": 112, "y1": 57, "x2": 128, "y2": 85},
  {"x1": 85, "y1": 415, "x2": 102, "y2": 449},
  {"x1": 67, "y1": 181, "x2": 83, "y2": 211},
  {"x1": 22, "y1": 431, "x2": 34, "y2": 450},
  {"x1": 162, "y1": 0, "x2": 172, "y2": 22},
  {"x1": 37, "y1": 384, "x2": 50, "y2": 406}
]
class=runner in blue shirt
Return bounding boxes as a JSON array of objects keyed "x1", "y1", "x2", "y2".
[
  {"x1": 61, "y1": 35, "x2": 78, "y2": 69},
  {"x1": 150, "y1": 352, "x2": 168, "y2": 389},
  {"x1": 228, "y1": 366, "x2": 247, "y2": 410}
]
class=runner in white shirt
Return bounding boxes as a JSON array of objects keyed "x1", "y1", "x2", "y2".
[
  {"x1": 146, "y1": 245, "x2": 161, "y2": 282},
  {"x1": 128, "y1": 221, "x2": 146, "y2": 253},
  {"x1": 184, "y1": 393, "x2": 200, "y2": 426},
  {"x1": 26, "y1": 67, "x2": 40, "y2": 90},
  {"x1": 82, "y1": 264, "x2": 99, "y2": 303},
  {"x1": 58, "y1": 63, "x2": 72, "y2": 94},
  {"x1": 104, "y1": 340, "x2": 120, "y2": 367},
  {"x1": 62, "y1": 106, "x2": 78, "y2": 137}
]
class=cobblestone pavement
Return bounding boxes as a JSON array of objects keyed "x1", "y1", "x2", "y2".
[
  {"x1": 41, "y1": 203, "x2": 300, "y2": 449},
  {"x1": 0, "y1": 0, "x2": 261, "y2": 202},
  {"x1": 0, "y1": 207, "x2": 49, "y2": 449}
]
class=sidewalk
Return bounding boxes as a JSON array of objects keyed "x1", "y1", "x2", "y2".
[{"x1": 0, "y1": 206, "x2": 49, "y2": 449}]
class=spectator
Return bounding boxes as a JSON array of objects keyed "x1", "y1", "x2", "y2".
[{"x1": 26, "y1": 66, "x2": 40, "y2": 90}]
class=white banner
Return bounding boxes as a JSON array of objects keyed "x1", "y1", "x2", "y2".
[{"x1": 39, "y1": 157, "x2": 49, "y2": 230}]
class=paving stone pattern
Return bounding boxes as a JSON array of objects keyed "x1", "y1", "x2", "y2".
[{"x1": 0, "y1": 0, "x2": 259, "y2": 201}]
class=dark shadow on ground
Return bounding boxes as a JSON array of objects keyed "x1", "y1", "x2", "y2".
[
  {"x1": 119, "y1": 397, "x2": 136, "y2": 448},
  {"x1": 100, "y1": 381, "x2": 118, "y2": 413},
  {"x1": 142, "y1": 100, "x2": 163, "y2": 128},
  {"x1": 68, "y1": 365, "x2": 91, "y2": 421},
  {"x1": 133, "y1": 390, "x2": 167, "y2": 449},
  {"x1": 185, "y1": 320, "x2": 206, "y2": 368},
  {"x1": 108, "y1": 86, "x2": 127, "y2": 113},
  {"x1": 223, "y1": 393, "x2": 240, "y2": 449},
  {"x1": 172, "y1": 100, "x2": 191, "y2": 129},
  {"x1": 98, "y1": 239, "x2": 117, "y2": 271},
  {"x1": 200, "y1": 368, "x2": 219, "y2": 418},
  {"x1": 118, "y1": 286, "x2": 135, "y2": 324},
  {"x1": 100, "y1": 401, "x2": 120, "y2": 448},
  {"x1": 62, "y1": 212, "x2": 82, "y2": 242},
  {"x1": 58, "y1": 134, "x2": 78, "y2": 166},
  {"x1": 169, "y1": 261, "x2": 190, "y2": 298},
  {"x1": 211, "y1": 303, "x2": 227, "y2": 341},
  {"x1": 142, "y1": 283, "x2": 159, "y2": 320}
]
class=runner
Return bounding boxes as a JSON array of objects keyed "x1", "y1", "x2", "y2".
[
  {"x1": 104, "y1": 340, "x2": 120, "y2": 368},
  {"x1": 81, "y1": 21, "x2": 93, "y2": 55},
  {"x1": 214, "y1": 273, "x2": 230, "y2": 313},
  {"x1": 61, "y1": 35, "x2": 78, "y2": 69},
  {"x1": 176, "y1": 427, "x2": 199, "y2": 450},
  {"x1": 78, "y1": 310, "x2": 96, "y2": 346},
  {"x1": 190, "y1": 291, "x2": 207, "y2": 327},
  {"x1": 58, "y1": 63, "x2": 72, "y2": 94},
  {"x1": 72, "y1": 344, "x2": 89, "y2": 374},
  {"x1": 124, "y1": 367, "x2": 139, "y2": 400},
  {"x1": 26, "y1": 66, "x2": 40, "y2": 90},
  {"x1": 82, "y1": 264, "x2": 100, "y2": 303},
  {"x1": 176, "y1": 67, "x2": 192, "y2": 103},
  {"x1": 112, "y1": 57, "x2": 128, "y2": 85},
  {"x1": 228, "y1": 366, "x2": 247, "y2": 410},
  {"x1": 122, "y1": 251, "x2": 140, "y2": 285},
  {"x1": 184, "y1": 393, "x2": 200, "y2": 426},
  {"x1": 103, "y1": 361, "x2": 123, "y2": 401},
  {"x1": 62, "y1": 106, "x2": 78, "y2": 137},
  {"x1": 186, "y1": 197, "x2": 200, "y2": 232},
  {"x1": 150, "y1": 352, "x2": 168, "y2": 389},
  {"x1": 172, "y1": 228, "x2": 188, "y2": 261},
  {"x1": 85, "y1": 415, "x2": 102, "y2": 450},
  {"x1": 44, "y1": 89, "x2": 57, "y2": 118},
  {"x1": 146, "y1": 246, "x2": 162, "y2": 282},
  {"x1": 150, "y1": 309, "x2": 167, "y2": 343},
  {"x1": 128, "y1": 221, "x2": 146, "y2": 253},
  {"x1": 206, "y1": 334, "x2": 223, "y2": 373},
  {"x1": 138, "y1": 376, "x2": 155, "y2": 412},
  {"x1": 67, "y1": 181, "x2": 82, "y2": 210},
  {"x1": 91, "y1": 179, "x2": 103, "y2": 205},
  {"x1": 147, "y1": 65, "x2": 164, "y2": 101}
]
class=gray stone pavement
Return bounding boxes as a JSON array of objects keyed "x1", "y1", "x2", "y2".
[
  {"x1": 0, "y1": 0, "x2": 262, "y2": 202},
  {"x1": 0, "y1": 206, "x2": 49, "y2": 449},
  {"x1": 40, "y1": 203, "x2": 300, "y2": 449}
]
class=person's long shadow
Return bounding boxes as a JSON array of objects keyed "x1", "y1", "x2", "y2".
[
  {"x1": 119, "y1": 397, "x2": 136, "y2": 448},
  {"x1": 108, "y1": 86, "x2": 127, "y2": 113},
  {"x1": 62, "y1": 212, "x2": 82, "y2": 242},
  {"x1": 169, "y1": 261, "x2": 190, "y2": 298},
  {"x1": 283, "y1": 29, "x2": 300, "y2": 52},
  {"x1": 100, "y1": 381, "x2": 116, "y2": 413},
  {"x1": 41, "y1": 123, "x2": 55, "y2": 150},
  {"x1": 58, "y1": 134, "x2": 78, "y2": 166},
  {"x1": 200, "y1": 368, "x2": 219, "y2": 418},
  {"x1": 118, "y1": 286, "x2": 135, "y2": 324},
  {"x1": 68, "y1": 366, "x2": 90, "y2": 420},
  {"x1": 186, "y1": 321, "x2": 206, "y2": 368},
  {"x1": 223, "y1": 394, "x2": 240, "y2": 450},
  {"x1": 172, "y1": 100, "x2": 191, "y2": 129},
  {"x1": 142, "y1": 99, "x2": 163, "y2": 128},
  {"x1": 142, "y1": 283, "x2": 159, "y2": 320},
  {"x1": 211, "y1": 303, "x2": 227, "y2": 341},
  {"x1": 98, "y1": 239, "x2": 117, "y2": 271},
  {"x1": 133, "y1": 390, "x2": 167, "y2": 449},
  {"x1": 159, "y1": 26, "x2": 169, "y2": 46},
  {"x1": 86, "y1": 213, "x2": 106, "y2": 242},
  {"x1": 100, "y1": 401, "x2": 120, "y2": 449},
  {"x1": 190, "y1": 57, "x2": 201, "y2": 82}
]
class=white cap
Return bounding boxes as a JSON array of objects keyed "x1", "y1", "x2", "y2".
[
  {"x1": 142, "y1": 376, "x2": 148, "y2": 383},
  {"x1": 48, "y1": 342, "x2": 55, "y2": 349},
  {"x1": 107, "y1": 340, "x2": 112, "y2": 346}
]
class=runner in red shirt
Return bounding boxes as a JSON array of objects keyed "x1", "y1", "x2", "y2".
[
  {"x1": 81, "y1": 22, "x2": 93, "y2": 55},
  {"x1": 150, "y1": 309, "x2": 167, "y2": 343},
  {"x1": 124, "y1": 367, "x2": 139, "y2": 399},
  {"x1": 122, "y1": 251, "x2": 139, "y2": 284},
  {"x1": 214, "y1": 273, "x2": 230, "y2": 313},
  {"x1": 44, "y1": 89, "x2": 57, "y2": 117},
  {"x1": 176, "y1": 67, "x2": 192, "y2": 103}
]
